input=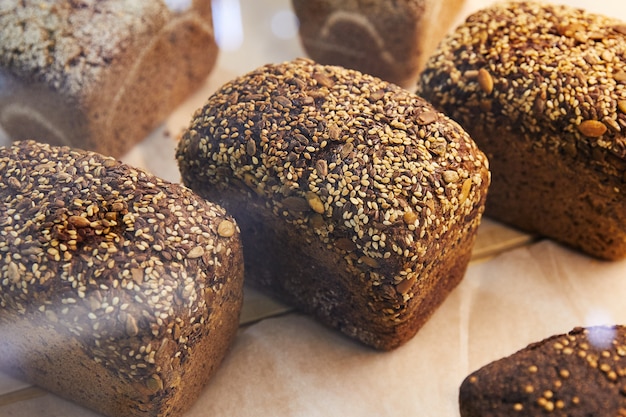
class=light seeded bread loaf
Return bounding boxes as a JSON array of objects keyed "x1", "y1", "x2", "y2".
[
  {"x1": 460, "y1": 326, "x2": 626, "y2": 416},
  {"x1": 176, "y1": 58, "x2": 490, "y2": 350},
  {"x1": 0, "y1": 0, "x2": 218, "y2": 158},
  {"x1": 292, "y1": 0, "x2": 465, "y2": 88},
  {"x1": 0, "y1": 141, "x2": 244, "y2": 417},
  {"x1": 418, "y1": 1, "x2": 626, "y2": 260}
]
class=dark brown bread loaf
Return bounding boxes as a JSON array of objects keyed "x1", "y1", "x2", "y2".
[
  {"x1": 176, "y1": 58, "x2": 490, "y2": 350},
  {"x1": 0, "y1": 141, "x2": 244, "y2": 417},
  {"x1": 418, "y1": 1, "x2": 626, "y2": 260},
  {"x1": 291, "y1": 0, "x2": 465, "y2": 88},
  {"x1": 460, "y1": 326, "x2": 626, "y2": 416},
  {"x1": 0, "y1": 0, "x2": 218, "y2": 158}
]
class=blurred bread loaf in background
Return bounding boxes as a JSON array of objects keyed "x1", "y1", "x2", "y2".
[
  {"x1": 291, "y1": 0, "x2": 465, "y2": 88},
  {"x1": 0, "y1": 0, "x2": 218, "y2": 158}
]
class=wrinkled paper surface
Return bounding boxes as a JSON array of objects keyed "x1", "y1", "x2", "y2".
[{"x1": 3, "y1": 241, "x2": 626, "y2": 416}]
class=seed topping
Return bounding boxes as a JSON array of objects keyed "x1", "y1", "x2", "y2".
[
  {"x1": 176, "y1": 58, "x2": 489, "y2": 328},
  {"x1": 477, "y1": 68, "x2": 494, "y2": 94},
  {"x1": 418, "y1": 1, "x2": 626, "y2": 161},
  {"x1": 578, "y1": 120, "x2": 608, "y2": 138},
  {"x1": 0, "y1": 140, "x2": 241, "y2": 385}
]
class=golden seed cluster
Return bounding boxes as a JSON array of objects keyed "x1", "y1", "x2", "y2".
[{"x1": 418, "y1": 1, "x2": 626, "y2": 174}]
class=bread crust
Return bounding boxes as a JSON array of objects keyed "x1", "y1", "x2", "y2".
[
  {"x1": 418, "y1": 1, "x2": 626, "y2": 260},
  {"x1": 460, "y1": 326, "x2": 626, "y2": 416},
  {"x1": 0, "y1": 140, "x2": 244, "y2": 417},
  {"x1": 177, "y1": 58, "x2": 489, "y2": 350},
  {"x1": 0, "y1": 0, "x2": 218, "y2": 158}
]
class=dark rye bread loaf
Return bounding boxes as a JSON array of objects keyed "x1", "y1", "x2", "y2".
[
  {"x1": 0, "y1": 141, "x2": 244, "y2": 417},
  {"x1": 0, "y1": 0, "x2": 218, "y2": 158},
  {"x1": 418, "y1": 1, "x2": 626, "y2": 260},
  {"x1": 176, "y1": 58, "x2": 490, "y2": 350},
  {"x1": 460, "y1": 326, "x2": 626, "y2": 416},
  {"x1": 292, "y1": 0, "x2": 465, "y2": 88}
]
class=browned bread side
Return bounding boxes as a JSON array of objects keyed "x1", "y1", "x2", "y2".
[
  {"x1": 0, "y1": 140, "x2": 244, "y2": 417},
  {"x1": 0, "y1": 0, "x2": 218, "y2": 158},
  {"x1": 460, "y1": 325, "x2": 626, "y2": 416},
  {"x1": 176, "y1": 58, "x2": 490, "y2": 350},
  {"x1": 418, "y1": 1, "x2": 626, "y2": 260},
  {"x1": 292, "y1": 0, "x2": 465, "y2": 88}
]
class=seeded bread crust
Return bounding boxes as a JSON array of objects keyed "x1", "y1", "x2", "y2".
[
  {"x1": 418, "y1": 1, "x2": 626, "y2": 260},
  {"x1": 460, "y1": 326, "x2": 626, "y2": 416},
  {"x1": 292, "y1": 0, "x2": 465, "y2": 88},
  {"x1": 0, "y1": 0, "x2": 218, "y2": 158},
  {"x1": 176, "y1": 58, "x2": 489, "y2": 350},
  {"x1": 0, "y1": 140, "x2": 244, "y2": 417}
]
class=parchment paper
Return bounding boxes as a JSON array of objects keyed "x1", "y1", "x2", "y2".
[
  {"x1": 3, "y1": 240, "x2": 626, "y2": 416},
  {"x1": 185, "y1": 240, "x2": 626, "y2": 417}
]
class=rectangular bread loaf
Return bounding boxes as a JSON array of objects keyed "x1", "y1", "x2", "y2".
[
  {"x1": 0, "y1": 0, "x2": 217, "y2": 158},
  {"x1": 418, "y1": 1, "x2": 626, "y2": 260},
  {"x1": 0, "y1": 140, "x2": 244, "y2": 417},
  {"x1": 177, "y1": 58, "x2": 490, "y2": 350}
]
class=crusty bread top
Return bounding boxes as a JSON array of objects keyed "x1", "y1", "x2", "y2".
[
  {"x1": 0, "y1": 140, "x2": 240, "y2": 382},
  {"x1": 0, "y1": 0, "x2": 176, "y2": 95},
  {"x1": 177, "y1": 58, "x2": 489, "y2": 297},
  {"x1": 460, "y1": 326, "x2": 626, "y2": 415},
  {"x1": 418, "y1": 1, "x2": 626, "y2": 173}
]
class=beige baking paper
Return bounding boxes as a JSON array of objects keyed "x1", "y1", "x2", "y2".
[{"x1": 3, "y1": 240, "x2": 626, "y2": 416}]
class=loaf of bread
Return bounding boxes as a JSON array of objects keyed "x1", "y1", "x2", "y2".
[
  {"x1": 291, "y1": 0, "x2": 465, "y2": 88},
  {"x1": 0, "y1": 140, "x2": 244, "y2": 417},
  {"x1": 418, "y1": 1, "x2": 626, "y2": 260},
  {"x1": 460, "y1": 325, "x2": 626, "y2": 416},
  {"x1": 176, "y1": 58, "x2": 490, "y2": 350},
  {"x1": 0, "y1": 0, "x2": 218, "y2": 158}
]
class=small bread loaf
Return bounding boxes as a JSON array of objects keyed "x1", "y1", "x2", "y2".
[
  {"x1": 460, "y1": 326, "x2": 626, "y2": 416},
  {"x1": 418, "y1": 1, "x2": 626, "y2": 260},
  {"x1": 0, "y1": 141, "x2": 244, "y2": 417},
  {"x1": 291, "y1": 0, "x2": 465, "y2": 88},
  {"x1": 0, "y1": 0, "x2": 218, "y2": 158},
  {"x1": 176, "y1": 58, "x2": 490, "y2": 350}
]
